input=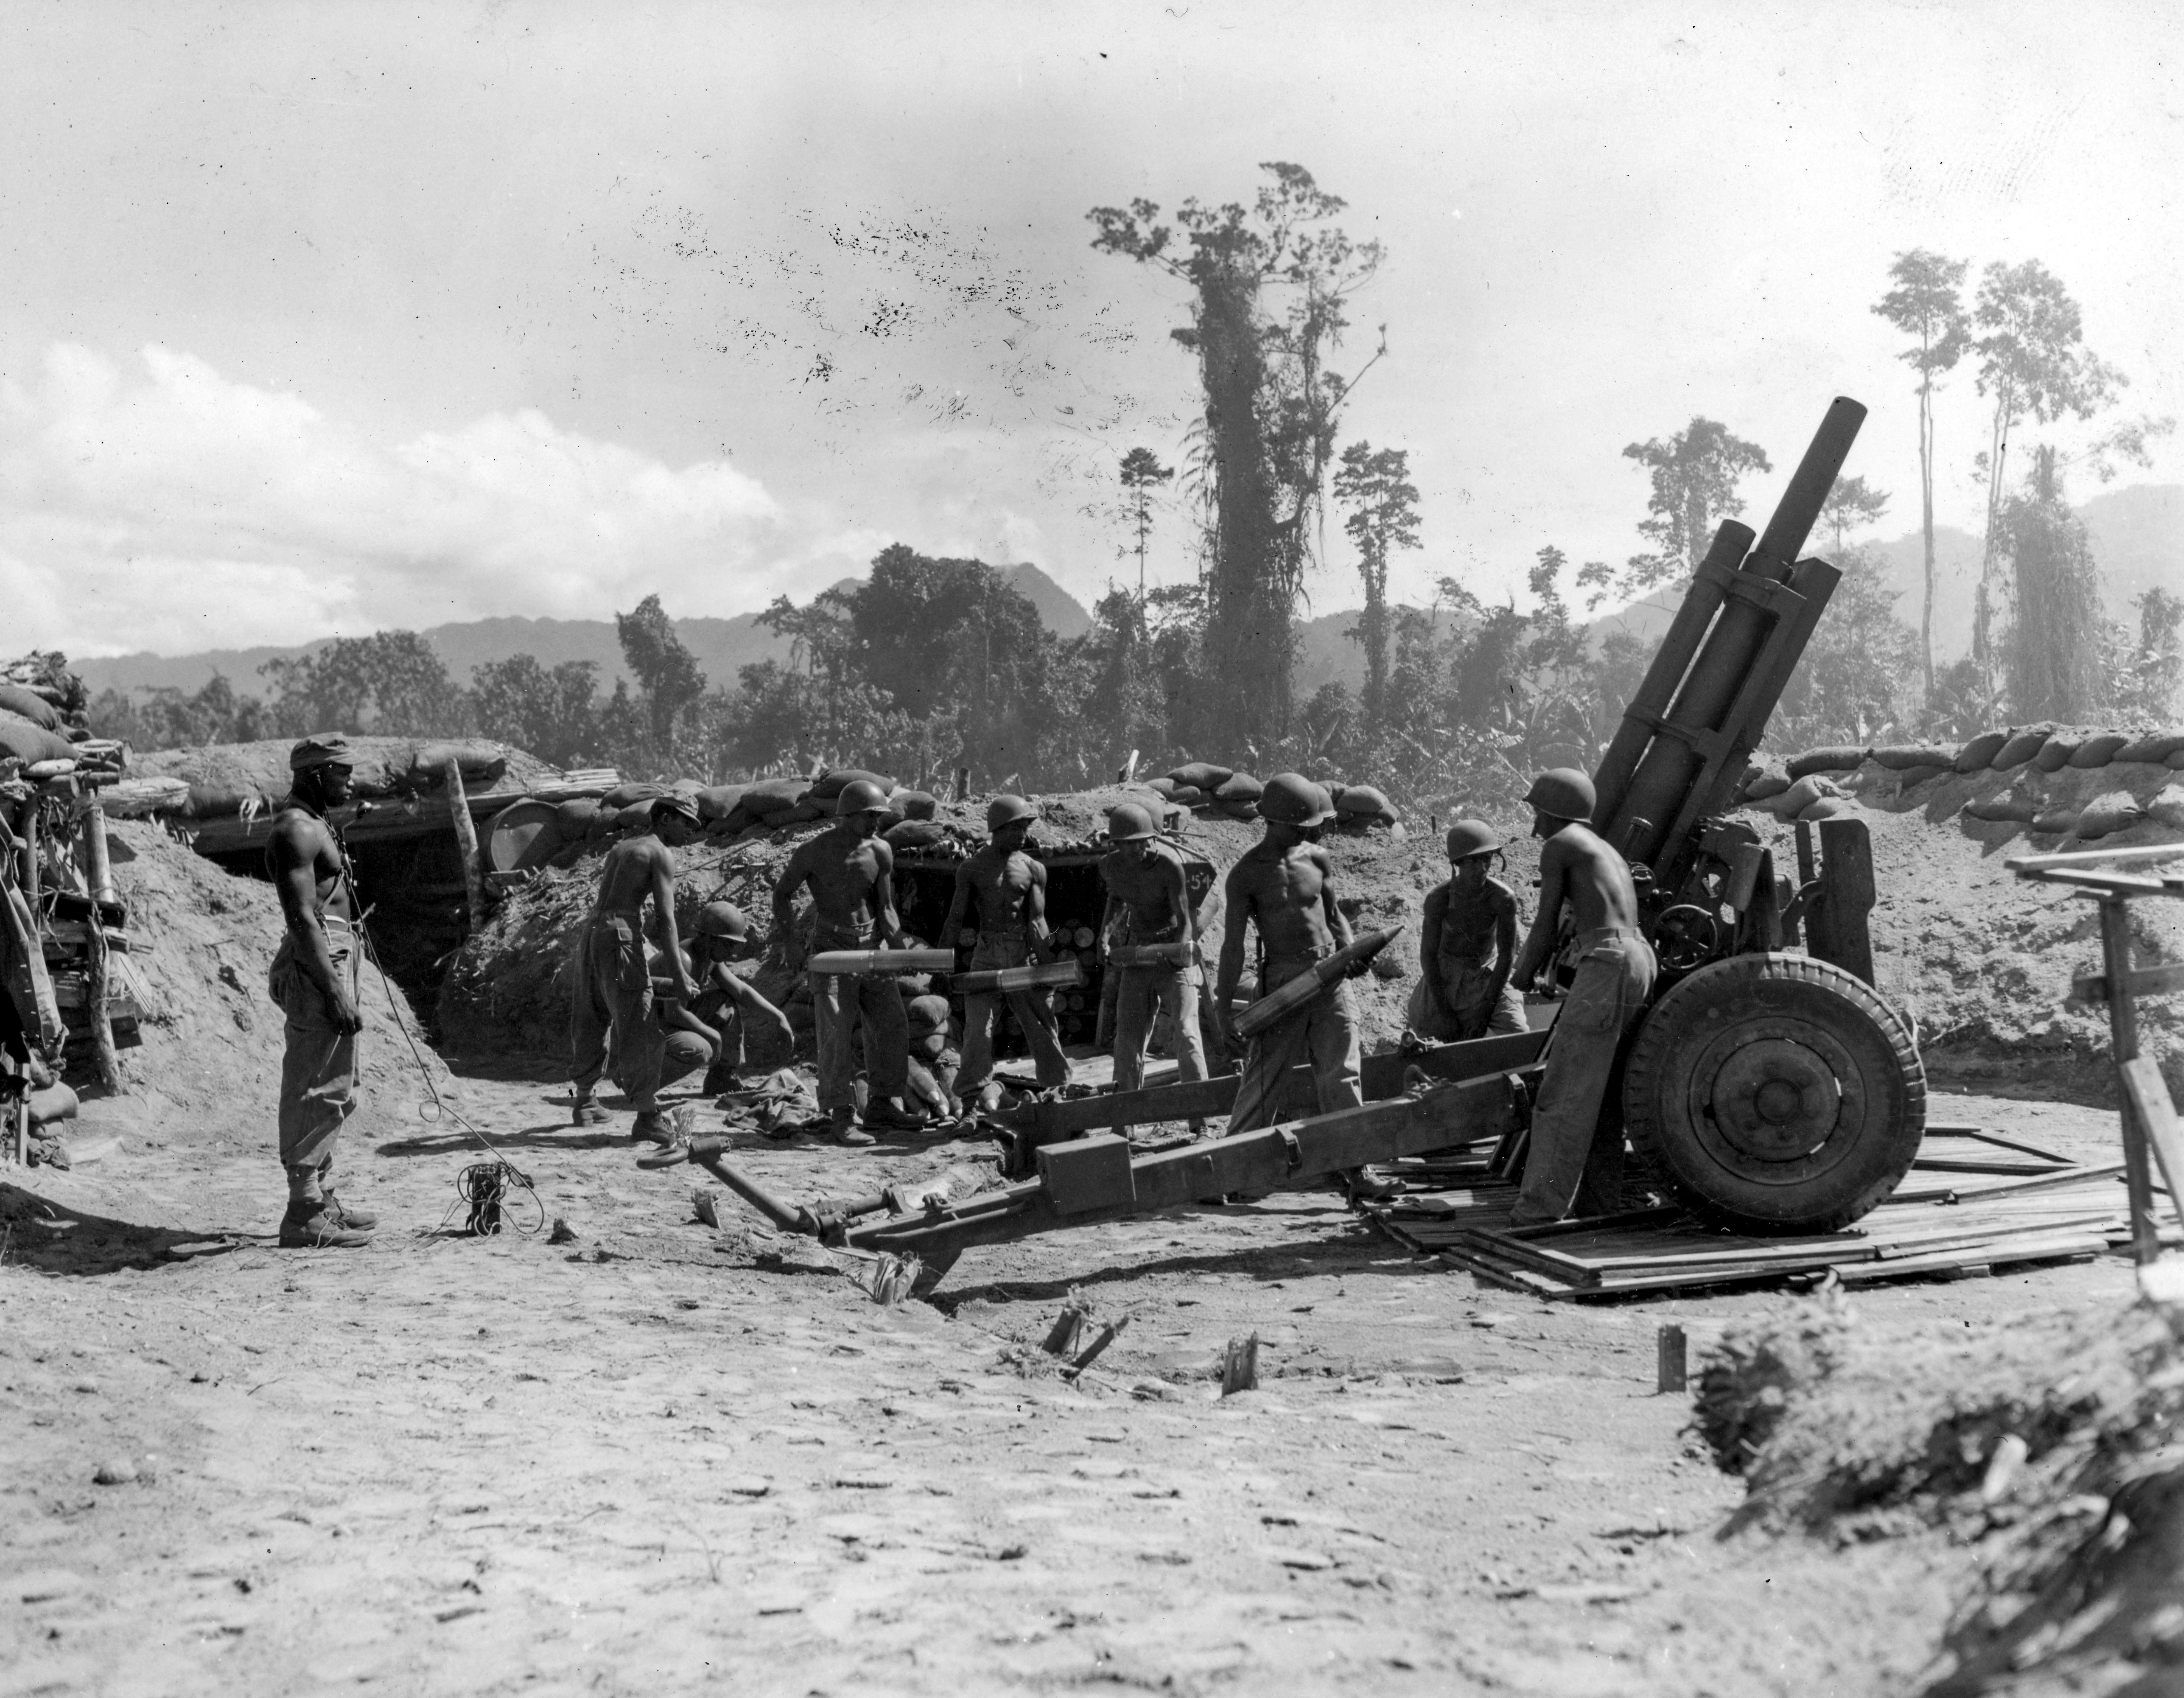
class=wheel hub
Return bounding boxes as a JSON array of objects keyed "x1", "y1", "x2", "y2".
[{"x1": 1708, "y1": 1038, "x2": 1842, "y2": 1161}]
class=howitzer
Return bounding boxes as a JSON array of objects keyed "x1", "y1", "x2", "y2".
[
  {"x1": 953, "y1": 959, "x2": 1084, "y2": 994},
  {"x1": 653, "y1": 397, "x2": 1924, "y2": 1290},
  {"x1": 1231, "y1": 928, "x2": 1399, "y2": 1040}
]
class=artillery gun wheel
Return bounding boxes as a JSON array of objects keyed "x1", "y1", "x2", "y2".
[{"x1": 1622, "y1": 953, "x2": 1924, "y2": 1234}]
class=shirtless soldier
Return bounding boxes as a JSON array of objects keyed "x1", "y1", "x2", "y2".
[
  {"x1": 1098, "y1": 802, "x2": 1206, "y2": 1114},
  {"x1": 773, "y1": 779, "x2": 920, "y2": 1145},
  {"x1": 266, "y1": 733, "x2": 375, "y2": 1248},
  {"x1": 940, "y1": 795, "x2": 1069, "y2": 1110},
  {"x1": 570, "y1": 793, "x2": 702, "y2": 1144},
  {"x1": 1405, "y1": 819, "x2": 1528, "y2": 1043},
  {"x1": 1506, "y1": 768, "x2": 1658, "y2": 1227},
  {"x1": 1210, "y1": 774, "x2": 1395, "y2": 1200}
]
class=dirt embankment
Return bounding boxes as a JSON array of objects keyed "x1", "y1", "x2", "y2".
[
  {"x1": 437, "y1": 786, "x2": 1435, "y2": 1071},
  {"x1": 1697, "y1": 1292, "x2": 2184, "y2": 1696},
  {"x1": 91, "y1": 817, "x2": 449, "y2": 1138}
]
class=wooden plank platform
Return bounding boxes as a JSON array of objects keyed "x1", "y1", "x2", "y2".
[{"x1": 1364, "y1": 1161, "x2": 2144, "y2": 1299}]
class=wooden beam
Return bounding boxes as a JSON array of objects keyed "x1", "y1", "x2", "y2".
[
  {"x1": 2121, "y1": 1058, "x2": 2184, "y2": 1222},
  {"x1": 1359, "y1": 1029, "x2": 1549, "y2": 1099}
]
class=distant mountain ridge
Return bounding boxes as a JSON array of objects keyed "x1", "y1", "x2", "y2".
[{"x1": 74, "y1": 562, "x2": 1095, "y2": 700}]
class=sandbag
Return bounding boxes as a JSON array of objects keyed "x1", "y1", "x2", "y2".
[
  {"x1": 1213, "y1": 772, "x2": 1264, "y2": 803},
  {"x1": 2170, "y1": 749, "x2": 2184, "y2": 770},
  {"x1": 893, "y1": 789, "x2": 939, "y2": 821},
  {"x1": 2074, "y1": 792, "x2": 2147, "y2": 839},
  {"x1": 2148, "y1": 783, "x2": 2184, "y2": 829},
  {"x1": 1741, "y1": 770, "x2": 1791, "y2": 802},
  {"x1": 783, "y1": 799, "x2": 829, "y2": 824},
  {"x1": 2067, "y1": 733, "x2": 2133, "y2": 769},
  {"x1": 2113, "y1": 732, "x2": 2184, "y2": 765},
  {"x1": 905, "y1": 994, "x2": 951, "y2": 1031},
  {"x1": 0, "y1": 686, "x2": 62, "y2": 731},
  {"x1": 737, "y1": 777, "x2": 807, "y2": 815},
  {"x1": 884, "y1": 819, "x2": 948, "y2": 850},
  {"x1": 1963, "y1": 796, "x2": 2038, "y2": 823},
  {"x1": 1797, "y1": 796, "x2": 1852, "y2": 822},
  {"x1": 1953, "y1": 731, "x2": 2010, "y2": 773},
  {"x1": 1895, "y1": 765, "x2": 1951, "y2": 789},
  {"x1": 808, "y1": 768, "x2": 895, "y2": 803},
  {"x1": 1167, "y1": 761, "x2": 1234, "y2": 795},
  {"x1": 1786, "y1": 746, "x2": 1867, "y2": 780},
  {"x1": 411, "y1": 741, "x2": 508, "y2": 785},
  {"x1": 2032, "y1": 807, "x2": 2081, "y2": 835},
  {"x1": 185, "y1": 783, "x2": 267, "y2": 819},
  {"x1": 694, "y1": 784, "x2": 748, "y2": 822},
  {"x1": 2034, "y1": 733, "x2": 2087, "y2": 772},
  {"x1": 1144, "y1": 777, "x2": 1179, "y2": 799},
  {"x1": 555, "y1": 797, "x2": 602, "y2": 836},
  {"x1": 1989, "y1": 725, "x2": 2055, "y2": 770},
  {"x1": 1871, "y1": 744, "x2": 1958, "y2": 771},
  {"x1": 1167, "y1": 785, "x2": 1209, "y2": 809},
  {"x1": 1777, "y1": 775, "x2": 1841, "y2": 816},
  {"x1": 0, "y1": 717, "x2": 76, "y2": 765},
  {"x1": 1335, "y1": 783, "x2": 1392, "y2": 818},
  {"x1": 602, "y1": 782, "x2": 669, "y2": 810}
]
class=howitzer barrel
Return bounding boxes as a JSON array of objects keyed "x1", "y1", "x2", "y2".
[
  {"x1": 807, "y1": 948, "x2": 954, "y2": 975},
  {"x1": 1601, "y1": 397, "x2": 1865, "y2": 872},
  {"x1": 1231, "y1": 928, "x2": 1398, "y2": 1041}
]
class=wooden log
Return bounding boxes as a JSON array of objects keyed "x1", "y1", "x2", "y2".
[
  {"x1": 1656, "y1": 1325, "x2": 1687, "y2": 1393},
  {"x1": 444, "y1": 758, "x2": 489, "y2": 936}
]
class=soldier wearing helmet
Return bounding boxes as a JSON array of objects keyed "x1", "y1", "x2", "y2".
[
  {"x1": 1097, "y1": 801, "x2": 1207, "y2": 1120},
  {"x1": 649, "y1": 902, "x2": 795, "y2": 1096},
  {"x1": 1506, "y1": 767, "x2": 1657, "y2": 1227},
  {"x1": 771, "y1": 778, "x2": 920, "y2": 1144},
  {"x1": 570, "y1": 793, "x2": 705, "y2": 1145},
  {"x1": 1404, "y1": 819, "x2": 1527, "y2": 1044},
  {"x1": 939, "y1": 795, "x2": 1070, "y2": 1108},
  {"x1": 1211, "y1": 774, "x2": 1394, "y2": 1201}
]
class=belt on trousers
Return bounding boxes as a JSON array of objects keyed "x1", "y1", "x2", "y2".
[{"x1": 1576, "y1": 925, "x2": 1644, "y2": 949}]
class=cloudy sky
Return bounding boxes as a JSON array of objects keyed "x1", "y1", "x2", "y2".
[{"x1": 3, "y1": 1, "x2": 2178, "y2": 657}]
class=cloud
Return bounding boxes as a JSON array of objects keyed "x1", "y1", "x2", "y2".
[{"x1": 0, "y1": 343, "x2": 874, "y2": 655}]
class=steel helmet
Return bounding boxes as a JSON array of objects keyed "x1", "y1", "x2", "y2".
[
  {"x1": 694, "y1": 901, "x2": 750, "y2": 941},
  {"x1": 1445, "y1": 819, "x2": 1502, "y2": 861},
  {"x1": 836, "y1": 778, "x2": 891, "y2": 816},
  {"x1": 1524, "y1": 768, "x2": 1596, "y2": 823},
  {"x1": 986, "y1": 794, "x2": 1036, "y2": 831},
  {"x1": 650, "y1": 793, "x2": 701, "y2": 828},
  {"x1": 1258, "y1": 772, "x2": 1335, "y2": 827},
  {"x1": 1105, "y1": 802, "x2": 1156, "y2": 842}
]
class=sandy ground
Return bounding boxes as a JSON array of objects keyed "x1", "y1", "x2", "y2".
[{"x1": 0, "y1": 1068, "x2": 2147, "y2": 1698}]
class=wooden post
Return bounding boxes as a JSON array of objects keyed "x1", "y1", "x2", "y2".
[
  {"x1": 443, "y1": 758, "x2": 489, "y2": 935},
  {"x1": 83, "y1": 797, "x2": 116, "y2": 907},
  {"x1": 1656, "y1": 1324, "x2": 1688, "y2": 1393},
  {"x1": 2099, "y1": 896, "x2": 2163, "y2": 1264},
  {"x1": 17, "y1": 794, "x2": 39, "y2": 909}
]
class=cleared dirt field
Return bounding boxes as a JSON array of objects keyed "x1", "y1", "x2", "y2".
[{"x1": 0, "y1": 1074, "x2": 2140, "y2": 1698}]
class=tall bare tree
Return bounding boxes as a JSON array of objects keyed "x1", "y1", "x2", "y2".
[
  {"x1": 1872, "y1": 250, "x2": 1970, "y2": 700},
  {"x1": 1969, "y1": 261, "x2": 2123, "y2": 694},
  {"x1": 1089, "y1": 163, "x2": 1383, "y2": 751},
  {"x1": 1116, "y1": 446, "x2": 1173, "y2": 600},
  {"x1": 1331, "y1": 440, "x2": 1420, "y2": 729}
]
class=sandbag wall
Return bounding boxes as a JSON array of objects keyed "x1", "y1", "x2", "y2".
[
  {"x1": 1736, "y1": 725, "x2": 2184, "y2": 842},
  {"x1": 1144, "y1": 760, "x2": 1401, "y2": 832}
]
